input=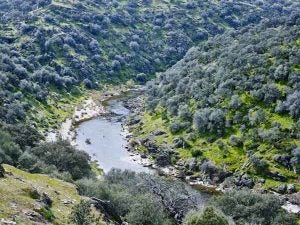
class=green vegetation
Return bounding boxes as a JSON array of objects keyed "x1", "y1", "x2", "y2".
[
  {"x1": 75, "y1": 169, "x2": 202, "y2": 224},
  {"x1": 0, "y1": 164, "x2": 82, "y2": 224},
  {"x1": 133, "y1": 13, "x2": 300, "y2": 189},
  {"x1": 0, "y1": 127, "x2": 93, "y2": 181},
  {"x1": 0, "y1": 0, "x2": 298, "y2": 133},
  {"x1": 182, "y1": 190, "x2": 298, "y2": 225},
  {"x1": 74, "y1": 169, "x2": 297, "y2": 225},
  {"x1": 70, "y1": 200, "x2": 95, "y2": 225},
  {"x1": 183, "y1": 207, "x2": 230, "y2": 225},
  {"x1": 0, "y1": 0, "x2": 299, "y2": 224}
]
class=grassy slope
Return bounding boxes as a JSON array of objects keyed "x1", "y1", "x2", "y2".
[
  {"x1": 133, "y1": 33, "x2": 300, "y2": 190},
  {"x1": 135, "y1": 111, "x2": 299, "y2": 189},
  {"x1": 0, "y1": 165, "x2": 105, "y2": 225}
]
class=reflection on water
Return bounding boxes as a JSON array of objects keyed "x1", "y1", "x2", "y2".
[{"x1": 75, "y1": 99, "x2": 152, "y2": 173}]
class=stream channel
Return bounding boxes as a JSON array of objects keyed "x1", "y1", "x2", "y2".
[{"x1": 75, "y1": 96, "x2": 152, "y2": 173}]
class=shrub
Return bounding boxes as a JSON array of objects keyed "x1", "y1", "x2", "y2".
[
  {"x1": 211, "y1": 190, "x2": 296, "y2": 225},
  {"x1": 18, "y1": 151, "x2": 38, "y2": 169},
  {"x1": 169, "y1": 121, "x2": 183, "y2": 134},
  {"x1": 4, "y1": 123, "x2": 43, "y2": 149},
  {"x1": 183, "y1": 207, "x2": 229, "y2": 225},
  {"x1": 193, "y1": 108, "x2": 225, "y2": 134},
  {"x1": 228, "y1": 135, "x2": 243, "y2": 147},
  {"x1": 135, "y1": 73, "x2": 147, "y2": 84},
  {"x1": 191, "y1": 149, "x2": 203, "y2": 158},
  {"x1": 249, "y1": 155, "x2": 269, "y2": 174},
  {"x1": 29, "y1": 140, "x2": 92, "y2": 180},
  {"x1": 83, "y1": 79, "x2": 93, "y2": 89},
  {"x1": 70, "y1": 200, "x2": 94, "y2": 225},
  {"x1": 126, "y1": 194, "x2": 172, "y2": 225},
  {"x1": 75, "y1": 170, "x2": 203, "y2": 224},
  {"x1": 200, "y1": 160, "x2": 218, "y2": 178},
  {"x1": 0, "y1": 129, "x2": 22, "y2": 165}
]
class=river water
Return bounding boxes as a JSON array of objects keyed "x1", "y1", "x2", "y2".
[{"x1": 75, "y1": 98, "x2": 152, "y2": 173}]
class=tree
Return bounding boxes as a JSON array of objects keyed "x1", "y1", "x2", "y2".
[
  {"x1": 178, "y1": 104, "x2": 192, "y2": 121},
  {"x1": 277, "y1": 91, "x2": 300, "y2": 120},
  {"x1": 29, "y1": 140, "x2": 91, "y2": 180},
  {"x1": 193, "y1": 108, "x2": 225, "y2": 134},
  {"x1": 229, "y1": 95, "x2": 242, "y2": 109},
  {"x1": 83, "y1": 79, "x2": 93, "y2": 89},
  {"x1": 126, "y1": 194, "x2": 172, "y2": 225},
  {"x1": 112, "y1": 60, "x2": 121, "y2": 71},
  {"x1": 4, "y1": 123, "x2": 43, "y2": 150},
  {"x1": 291, "y1": 147, "x2": 300, "y2": 173},
  {"x1": 211, "y1": 190, "x2": 296, "y2": 225},
  {"x1": 249, "y1": 155, "x2": 269, "y2": 174},
  {"x1": 193, "y1": 108, "x2": 211, "y2": 132},
  {"x1": 183, "y1": 207, "x2": 229, "y2": 225},
  {"x1": 135, "y1": 73, "x2": 147, "y2": 84},
  {"x1": 18, "y1": 151, "x2": 38, "y2": 169},
  {"x1": 70, "y1": 200, "x2": 94, "y2": 225},
  {"x1": 129, "y1": 41, "x2": 140, "y2": 51},
  {"x1": 0, "y1": 129, "x2": 22, "y2": 165}
]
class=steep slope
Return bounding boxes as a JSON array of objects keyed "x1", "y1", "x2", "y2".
[
  {"x1": 0, "y1": 164, "x2": 105, "y2": 225},
  {"x1": 132, "y1": 15, "x2": 300, "y2": 189},
  {"x1": 0, "y1": 0, "x2": 299, "y2": 131}
]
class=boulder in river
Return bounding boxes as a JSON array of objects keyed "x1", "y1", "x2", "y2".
[{"x1": 85, "y1": 138, "x2": 91, "y2": 145}]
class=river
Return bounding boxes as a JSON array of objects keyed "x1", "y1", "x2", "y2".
[{"x1": 75, "y1": 98, "x2": 152, "y2": 173}]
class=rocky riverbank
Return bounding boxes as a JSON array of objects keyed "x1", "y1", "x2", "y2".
[
  {"x1": 45, "y1": 86, "x2": 137, "y2": 144},
  {"x1": 123, "y1": 94, "x2": 300, "y2": 215}
]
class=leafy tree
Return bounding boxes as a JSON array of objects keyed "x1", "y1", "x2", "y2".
[
  {"x1": 70, "y1": 200, "x2": 94, "y2": 225},
  {"x1": 29, "y1": 140, "x2": 91, "y2": 180},
  {"x1": 126, "y1": 194, "x2": 172, "y2": 225},
  {"x1": 183, "y1": 207, "x2": 229, "y2": 225},
  {"x1": 4, "y1": 123, "x2": 43, "y2": 150},
  {"x1": 211, "y1": 190, "x2": 296, "y2": 225},
  {"x1": 0, "y1": 129, "x2": 22, "y2": 165},
  {"x1": 249, "y1": 155, "x2": 269, "y2": 174}
]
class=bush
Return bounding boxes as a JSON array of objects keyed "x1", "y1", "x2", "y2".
[
  {"x1": 211, "y1": 190, "x2": 297, "y2": 225},
  {"x1": 228, "y1": 135, "x2": 243, "y2": 147},
  {"x1": 126, "y1": 194, "x2": 172, "y2": 225},
  {"x1": 191, "y1": 149, "x2": 203, "y2": 158},
  {"x1": 4, "y1": 123, "x2": 43, "y2": 150},
  {"x1": 135, "y1": 73, "x2": 147, "y2": 84},
  {"x1": 169, "y1": 121, "x2": 190, "y2": 134},
  {"x1": 249, "y1": 155, "x2": 269, "y2": 174},
  {"x1": 75, "y1": 170, "x2": 203, "y2": 224},
  {"x1": 200, "y1": 160, "x2": 218, "y2": 178},
  {"x1": 70, "y1": 200, "x2": 94, "y2": 225},
  {"x1": 18, "y1": 151, "x2": 38, "y2": 169},
  {"x1": 183, "y1": 207, "x2": 229, "y2": 225},
  {"x1": 193, "y1": 108, "x2": 225, "y2": 134},
  {"x1": 0, "y1": 129, "x2": 22, "y2": 165},
  {"x1": 29, "y1": 140, "x2": 92, "y2": 180}
]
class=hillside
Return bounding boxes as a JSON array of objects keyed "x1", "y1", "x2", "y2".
[
  {"x1": 0, "y1": 164, "x2": 104, "y2": 225},
  {"x1": 0, "y1": 0, "x2": 300, "y2": 224},
  {"x1": 0, "y1": 0, "x2": 299, "y2": 131},
  {"x1": 130, "y1": 14, "x2": 300, "y2": 190}
]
